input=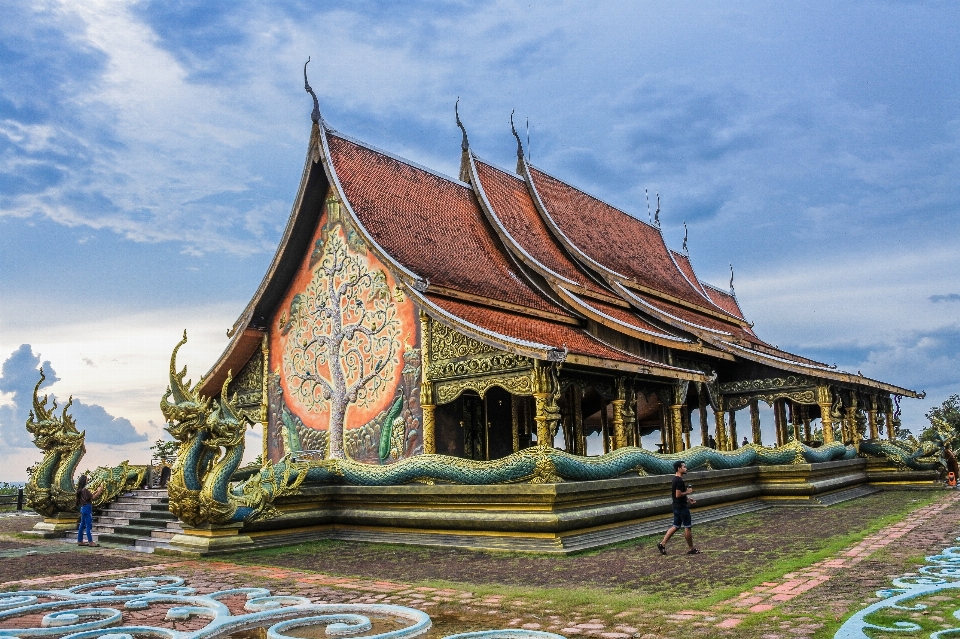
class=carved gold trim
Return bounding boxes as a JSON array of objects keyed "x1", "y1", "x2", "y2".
[
  {"x1": 719, "y1": 376, "x2": 812, "y2": 394},
  {"x1": 435, "y1": 373, "x2": 533, "y2": 405},
  {"x1": 427, "y1": 352, "x2": 532, "y2": 381},
  {"x1": 725, "y1": 389, "x2": 817, "y2": 413}
]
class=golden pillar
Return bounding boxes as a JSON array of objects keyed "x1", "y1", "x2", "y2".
[
  {"x1": 885, "y1": 398, "x2": 896, "y2": 442},
  {"x1": 714, "y1": 408, "x2": 728, "y2": 451},
  {"x1": 750, "y1": 399, "x2": 762, "y2": 445},
  {"x1": 817, "y1": 386, "x2": 834, "y2": 443},
  {"x1": 866, "y1": 395, "x2": 879, "y2": 440},
  {"x1": 531, "y1": 360, "x2": 560, "y2": 447},
  {"x1": 671, "y1": 404, "x2": 684, "y2": 452},
  {"x1": 623, "y1": 389, "x2": 637, "y2": 449},
  {"x1": 801, "y1": 404, "x2": 811, "y2": 442},
  {"x1": 419, "y1": 311, "x2": 436, "y2": 454},
  {"x1": 511, "y1": 395, "x2": 521, "y2": 453},
  {"x1": 612, "y1": 378, "x2": 628, "y2": 450}
]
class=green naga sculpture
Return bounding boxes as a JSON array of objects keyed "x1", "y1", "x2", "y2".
[
  {"x1": 24, "y1": 369, "x2": 86, "y2": 517},
  {"x1": 859, "y1": 419, "x2": 957, "y2": 472},
  {"x1": 161, "y1": 331, "x2": 307, "y2": 528},
  {"x1": 24, "y1": 369, "x2": 147, "y2": 520}
]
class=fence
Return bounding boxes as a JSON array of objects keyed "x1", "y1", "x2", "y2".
[{"x1": 0, "y1": 489, "x2": 26, "y2": 511}]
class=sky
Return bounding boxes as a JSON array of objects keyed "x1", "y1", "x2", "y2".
[{"x1": 1, "y1": 1, "x2": 959, "y2": 481}]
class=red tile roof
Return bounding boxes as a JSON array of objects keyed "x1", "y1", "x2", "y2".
[
  {"x1": 327, "y1": 133, "x2": 560, "y2": 314},
  {"x1": 473, "y1": 159, "x2": 608, "y2": 296},
  {"x1": 528, "y1": 166, "x2": 732, "y2": 312},
  {"x1": 702, "y1": 284, "x2": 746, "y2": 321}
]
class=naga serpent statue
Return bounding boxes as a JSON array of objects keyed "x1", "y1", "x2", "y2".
[
  {"x1": 859, "y1": 418, "x2": 957, "y2": 472},
  {"x1": 161, "y1": 331, "x2": 954, "y2": 527},
  {"x1": 161, "y1": 331, "x2": 307, "y2": 528},
  {"x1": 24, "y1": 369, "x2": 147, "y2": 517}
]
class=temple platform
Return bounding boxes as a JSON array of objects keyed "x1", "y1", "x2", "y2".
[{"x1": 160, "y1": 458, "x2": 943, "y2": 556}]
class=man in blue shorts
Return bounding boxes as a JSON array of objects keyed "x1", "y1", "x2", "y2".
[{"x1": 657, "y1": 460, "x2": 701, "y2": 555}]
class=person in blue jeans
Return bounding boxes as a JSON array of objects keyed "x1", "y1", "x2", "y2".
[
  {"x1": 76, "y1": 474, "x2": 103, "y2": 547},
  {"x1": 657, "y1": 460, "x2": 701, "y2": 555}
]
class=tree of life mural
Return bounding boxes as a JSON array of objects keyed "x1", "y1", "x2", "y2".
[{"x1": 281, "y1": 223, "x2": 401, "y2": 459}]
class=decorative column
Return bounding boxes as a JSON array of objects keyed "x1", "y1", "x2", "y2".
[
  {"x1": 714, "y1": 407, "x2": 728, "y2": 451},
  {"x1": 511, "y1": 395, "x2": 521, "y2": 453},
  {"x1": 773, "y1": 399, "x2": 786, "y2": 446},
  {"x1": 866, "y1": 395, "x2": 879, "y2": 440},
  {"x1": 612, "y1": 378, "x2": 628, "y2": 450},
  {"x1": 531, "y1": 360, "x2": 561, "y2": 447},
  {"x1": 623, "y1": 389, "x2": 637, "y2": 448},
  {"x1": 750, "y1": 399, "x2": 762, "y2": 445},
  {"x1": 885, "y1": 397, "x2": 896, "y2": 442},
  {"x1": 817, "y1": 385, "x2": 835, "y2": 443},
  {"x1": 572, "y1": 387, "x2": 585, "y2": 455},
  {"x1": 419, "y1": 311, "x2": 436, "y2": 454},
  {"x1": 845, "y1": 393, "x2": 860, "y2": 445},
  {"x1": 698, "y1": 387, "x2": 709, "y2": 447},
  {"x1": 728, "y1": 410, "x2": 738, "y2": 449},
  {"x1": 801, "y1": 404, "x2": 811, "y2": 442},
  {"x1": 671, "y1": 404, "x2": 685, "y2": 452}
]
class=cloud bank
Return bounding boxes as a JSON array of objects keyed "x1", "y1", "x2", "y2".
[{"x1": 0, "y1": 345, "x2": 146, "y2": 450}]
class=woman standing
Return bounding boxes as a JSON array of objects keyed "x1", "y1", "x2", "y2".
[{"x1": 76, "y1": 474, "x2": 103, "y2": 547}]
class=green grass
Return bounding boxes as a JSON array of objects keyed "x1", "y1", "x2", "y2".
[{"x1": 217, "y1": 491, "x2": 943, "y2": 621}]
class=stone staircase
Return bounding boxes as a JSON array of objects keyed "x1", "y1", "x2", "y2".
[{"x1": 67, "y1": 489, "x2": 182, "y2": 552}]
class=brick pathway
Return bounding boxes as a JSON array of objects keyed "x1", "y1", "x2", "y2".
[
  {"x1": 3, "y1": 491, "x2": 958, "y2": 639},
  {"x1": 715, "y1": 491, "x2": 960, "y2": 628}
]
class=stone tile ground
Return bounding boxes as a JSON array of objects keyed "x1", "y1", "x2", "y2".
[{"x1": 2, "y1": 490, "x2": 959, "y2": 639}]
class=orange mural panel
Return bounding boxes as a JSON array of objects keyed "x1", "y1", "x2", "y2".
[{"x1": 268, "y1": 193, "x2": 421, "y2": 462}]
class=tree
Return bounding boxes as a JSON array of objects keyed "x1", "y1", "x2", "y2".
[
  {"x1": 926, "y1": 394, "x2": 960, "y2": 434},
  {"x1": 282, "y1": 223, "x2": 401, "y2": 459}
]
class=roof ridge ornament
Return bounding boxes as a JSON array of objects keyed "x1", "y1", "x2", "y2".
[
  {"x1": 303, "y1": 57, "x2": 321, "y2": 124},
  {"x1": 456, "y1": 98, "x2": 471, "y2": 183},
  {"x1": 455, "y1": 97, "x2": 469, "y2": 151},
  {"x1": 729, "y1": 263, "x2": 735, "y2": 294},
  {"x1": 510, "y1": 109, "x2": 524, "y2": 173},
  {"x1": 654, "y1": 191, "x2": 661, "y2": 228},
  {"x1": 683, "y1": 222, "x2": 689, "y2": 255},
  {"x1": 646, "y1": 189, "x2": 651, "y2": 224}
]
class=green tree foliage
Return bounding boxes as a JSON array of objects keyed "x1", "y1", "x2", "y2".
[
  {"x1": 150, "y1": 438, "x2": 179, "y2": 460},
  {"x1": 926, "y1": 394, "x2": 960, "y2": 434}
]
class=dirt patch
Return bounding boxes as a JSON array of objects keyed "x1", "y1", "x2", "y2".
[
  {"x1": 0, "y1": 540, "x2": 36, "y2": 550},
  {"x1": 0, "y1": 550, "x2": 157, "y2": 587},
  {"x1": 226, "y1": 491, "x2": 933, "y2": 598},
  {"x1": 0, "y1": 514, "x2": 41, "y2": 534}
]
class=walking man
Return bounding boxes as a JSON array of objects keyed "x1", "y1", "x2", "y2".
[{"x1": 657, "y1": 460, "x2": 701, "y2": 555}]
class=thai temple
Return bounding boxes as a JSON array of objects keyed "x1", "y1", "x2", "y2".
[
  {"x1": 194, "y1": 86, "x2": 916, "y2": 468},
  {"x1": 25, "y1": 69, "x2": 943, "y2": 553}
]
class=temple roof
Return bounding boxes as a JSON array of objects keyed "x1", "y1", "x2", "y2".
[{"x1": 199, "y1": 117, "x2": 918, "y2": 400}]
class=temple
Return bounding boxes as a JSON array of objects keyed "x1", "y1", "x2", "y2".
[{"x1": 194, "y1": 98, "x2": 917, "y2": 468}]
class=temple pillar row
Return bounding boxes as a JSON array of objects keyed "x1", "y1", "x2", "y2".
[
  {"x1": 817, "y1": 385, "x2": 835, "y2": 444},
  {"x1": 750, "y1": 399, "x2": 762, "y2": 445}
]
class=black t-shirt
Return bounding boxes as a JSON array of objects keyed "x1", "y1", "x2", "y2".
[
  {"x1": 671, "y1": 476, "x2": 687, "y2": 507},
  {"x1": 77, "y1": 488, "x2": 93, "y2": 507}
]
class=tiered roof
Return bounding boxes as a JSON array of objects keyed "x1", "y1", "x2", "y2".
[{"x1": 199, "y1": 115, "x2": 916, "y2": 399}]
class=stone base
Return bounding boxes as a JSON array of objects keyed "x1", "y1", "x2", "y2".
[
  {"x1": 22, "y1": 514, "x2": 78, "y2": 539},
  {"x1": 160, "y1": 523, "x2": 254, "y2": 556},
  {"x1": 180, "y1": 458, "x2": 933, "y2": 556},
  {"x1": 865, "y1": 457, "x2": 942, "y2": 487}
]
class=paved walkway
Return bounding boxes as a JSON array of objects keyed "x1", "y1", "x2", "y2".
[{"x1": 3, "y1": 491, "x2": 958, "y2": 639}]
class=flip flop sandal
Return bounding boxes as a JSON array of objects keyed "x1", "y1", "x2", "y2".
[
  {"x1": 687, "y1": 548, "x2": 702, "y2": 555},
  {"x1": 87, "y1": 543, "x2": 100, "y2": 547},
  {"x1": 78, "y1": 542, "x2": 88, "y2": 546},
  {"x1": 657, "y1": 543, "x2": 667, "y2": 555}
]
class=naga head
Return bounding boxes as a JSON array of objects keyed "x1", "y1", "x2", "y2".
[
  {"x1": 161, "y1": 330, "x2": 212, "y2": 441},
  {"x1": 25, "y1": 368, "x2": 84, "y2": 451},
  {"x1": 203, "y1": 372, "x2": 247, "y2": 450}
]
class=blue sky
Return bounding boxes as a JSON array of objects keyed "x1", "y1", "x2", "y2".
[{"x1": 1, "y1": 1, "x2": 959, "y2": 480}]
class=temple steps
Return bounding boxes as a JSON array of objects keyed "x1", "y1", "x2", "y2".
[{"x1": 64, "y1": 490, "x2": 182, "y2": 550}]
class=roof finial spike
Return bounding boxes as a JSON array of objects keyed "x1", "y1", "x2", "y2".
[
  {"x1": 683, "y1": 222, "x2": 688, "y2": 254},
  {"x1": 654, "y1": 191, "x2": 661, "y2": 228},
  {"x1": 303, "y1": 57, "x2": 321, "y2": 124},
  {"x1": 510, "y1": 109, "x2": 524, "y2": 173},
  {"x1": 645, "y1": 189, "x2": 651, "y2": 223},
  {"x1": 729, "y1": 263, "x2": 736, "y2": 293},
  {"x1": 455, "y1": 97, "x2": 469, "y2": 152}
]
